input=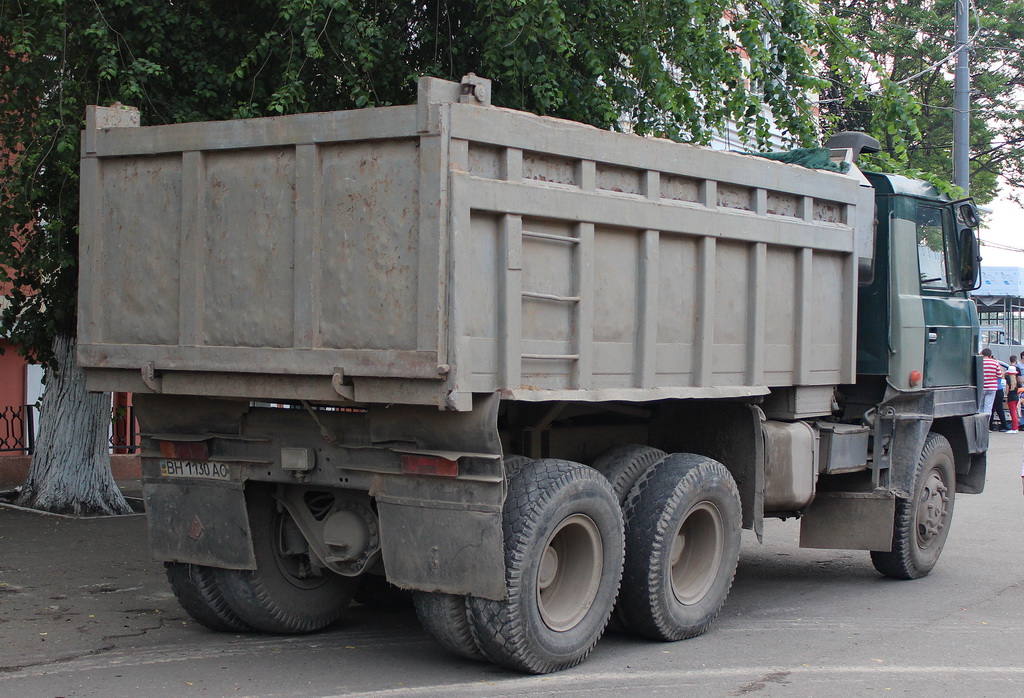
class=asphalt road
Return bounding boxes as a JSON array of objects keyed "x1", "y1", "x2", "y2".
[{"x1": 1, "y1": 433, "x2": 1022, "y2": 697}]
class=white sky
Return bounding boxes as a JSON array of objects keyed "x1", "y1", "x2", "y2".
[{"x1": 979, "y1": 190, "x2": 1024, "y2": 269}]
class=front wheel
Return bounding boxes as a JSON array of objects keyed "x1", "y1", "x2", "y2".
[
  {"x1": 871, "y1": 433, "x2": 955, "y2": 579},
  {"x1": 618, "y1": 453, "x2": 742, "y2": 641},
  {"x1": 468, "y1": 459, "x2": 624, "y2": 674},
  {"x1": 214, "y1": 485, "x2": 356, "y2": 633}
]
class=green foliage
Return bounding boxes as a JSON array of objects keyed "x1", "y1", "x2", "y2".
[
  {"x1": 818, "y1": 0, "x2": 1024, "y2": 205},
  {"x1": 0, "y1": 0, "x2": 947, "y2": 363}
]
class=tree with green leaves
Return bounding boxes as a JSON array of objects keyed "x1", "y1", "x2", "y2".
[
  {"x1": 0, "y1": 0, "x2": 924, "y2": 514},
  {"x1": 818, "y1": 0, "x2": 1024, "y2": 204}
]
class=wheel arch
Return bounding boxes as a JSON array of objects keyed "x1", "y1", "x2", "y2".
[
  {"x1": 649, "y1": 401, "x2": 762, "y2": 534},
  {"x1": 879, "y1": 412, "x2": 932, "y2": 497},
  {"x1": 931, "y1": 415, "x2": 987, "y2": 494}
]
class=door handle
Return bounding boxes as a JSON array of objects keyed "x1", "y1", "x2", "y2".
[{"x1": 927, "y1": 329, "x2": 939, "y2": 344}]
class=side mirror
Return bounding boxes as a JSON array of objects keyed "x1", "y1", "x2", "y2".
[
  {"x1": 959, "y1": 228, "x2": 982, "y2": 290},
  {"x1": 956, "y1": 200, "x2": 980, "y2": 228}
]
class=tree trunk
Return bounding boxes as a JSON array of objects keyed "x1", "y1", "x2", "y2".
[{"x1": 16, "y1": 332, "x2": 132, "y2": 516}]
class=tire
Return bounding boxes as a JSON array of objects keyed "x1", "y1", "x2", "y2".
[
  {"x1": 164, "y1": 562, "x2": 254, "y2": 633},
  {"x1": 503, "y1": 454, "x2": 533, "y2": 477},
  {"x1": 591, "y1": 445, "x2": 668, "y2": 634},
  {"x1": 413, "y1": 592, "x2": 486, "y2": 661},
  {"x1": 412, "y1": 454, "x2": 534, "y2": 661},
  {"x1": 592, "y1": 444, "x2": 668, "y2": 504},
  {"x1": 871, "y1": 433, "x2": 955, "y2": 580},
  {"x1": 213, "y1": 485, "x2": 356, "y2": 633},
  {"x1": 467, "y1": 459, "x2": 624, "y2": 674},
  {"x1": 618, "y1": 453, "x2": 742, "y2": 641}
]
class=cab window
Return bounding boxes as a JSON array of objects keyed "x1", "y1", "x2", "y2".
[{"x1": 916, "y1": 203, "x2": 955, "y2": 291}]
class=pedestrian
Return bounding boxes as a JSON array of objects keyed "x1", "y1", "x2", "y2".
[
  {"x1": 992, "y1": 371, "x2": 1010, "y2": 432},
  {"x1": 1007, "y1": 356, "x2": 1021, "y2": 433},
  {"x1": 981, "y1": 348, "x2": 1001, "y2": 423}
]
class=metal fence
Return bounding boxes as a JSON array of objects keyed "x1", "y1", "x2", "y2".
[
  {"x1": 0, "y1": 404, "x2": 35, "y2": 454},
  {"x1": 0, "y1": 403, "x2": 140, "y2": 455}
]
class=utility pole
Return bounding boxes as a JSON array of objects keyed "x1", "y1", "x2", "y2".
[{"x1": 953, "y1": 0, "x2": 971, "y2": 194}]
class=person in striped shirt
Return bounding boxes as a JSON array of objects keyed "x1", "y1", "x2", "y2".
[{"x1": 981, "y1": 348, "x2": 1002, "y2": 419}]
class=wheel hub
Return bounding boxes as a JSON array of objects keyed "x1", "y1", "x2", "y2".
[
  {"x1": 538, "y1": 546, "x2": 559, "y2": 589},
  {"x1": 537, "y1": 514, "x2": 603, "y2": 632},
  {"x1": 670, "y1": 532, "x2": 686, "y2": 566},
  {"x1": 671, "y1": 502, "x2": 724, "y2": 606},
  {"x1": 916, "y1": 467, "x2": 950, "y2": 547}
]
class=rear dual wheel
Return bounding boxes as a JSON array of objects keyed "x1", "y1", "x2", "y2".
[
  {"x1": 164, "y1": 562, "x2": 253, "y2": 633},
  {"x1": 414, "y1": 454, "x2": 540, "y2": 663},
  {"x1": 467, "y1": 459, "x2": 624, "y2": 674},
  {"x1": 213, "y1": 485, "x2": 356, "y2": 633},
  {"x1": 413, "y1": 592, "x2": 484, "y2": 661},
  {"x1": 618, "y1": 453, "x2": 742, "y2": 641},
  {"x1": 592, "y1": 444, "x2": 667, "y2": 504},
  {"x1": 591, "y1": 444, "x2": 668, "y2": 633}
]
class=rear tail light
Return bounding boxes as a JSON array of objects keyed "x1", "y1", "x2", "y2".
[
  {"x1": 158, "y1": 440, "x2": 210, "y2": 460},
  {"x1": 400, "y1": 454, "x2": 459, "y2": 477}
]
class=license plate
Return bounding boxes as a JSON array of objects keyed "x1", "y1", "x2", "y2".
[{"x1": 158, "y1": 459, "x2": 231, "y2": 480}]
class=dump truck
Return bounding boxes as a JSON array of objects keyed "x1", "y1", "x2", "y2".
[{"x1": 77, "y1": 75, "x2": 987, "y2": 674}]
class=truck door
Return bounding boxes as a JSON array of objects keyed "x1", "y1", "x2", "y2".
[{"x1": 915, "y1": 202, "x2": 977, "y2": 387}]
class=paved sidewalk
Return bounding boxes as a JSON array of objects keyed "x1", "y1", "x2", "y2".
[{"x1": 0, "y1": 486, "x2": 193, "y2": 673}]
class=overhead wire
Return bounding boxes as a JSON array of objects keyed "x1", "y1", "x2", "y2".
[
  {"x1": 981, "y1": 240, "x2": 1024, "y2": 253},
  {"x1": 815, "y1": 0, "x2": 982, "y2": 104}
]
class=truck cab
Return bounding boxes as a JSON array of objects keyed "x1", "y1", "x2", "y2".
[{"x1": 857, "y1": 172, "x2": 981, "y2": 390}]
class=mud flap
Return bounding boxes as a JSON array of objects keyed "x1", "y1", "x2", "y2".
[
  {"x1": 799, "y1": 491, "x2": 896, "y2": 551},
  {"x1": 142, "y1": 478, "x2": 256, "y2": 569},
  {"x1": 373, "y1": 474, "x2": 505, "y2": 600}
]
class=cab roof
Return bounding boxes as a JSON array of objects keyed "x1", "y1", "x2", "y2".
[{"x1": 863, "y1": 170, "x2": 947, "y2": 200}]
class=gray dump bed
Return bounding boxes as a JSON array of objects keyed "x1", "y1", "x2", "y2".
[{"x1": 78, "y1": 77, "x2": 873, "y2": 410}]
